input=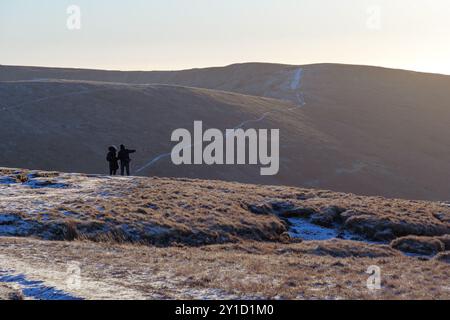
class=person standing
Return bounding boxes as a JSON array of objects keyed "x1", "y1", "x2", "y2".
[
  {"x1": 106, "y1": 146, "x2": 119, "y2": 175},
  {"x1": 118, "y1": 144, "x2": 136, "y2": 176}
]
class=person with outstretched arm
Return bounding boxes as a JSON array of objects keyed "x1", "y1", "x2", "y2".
[{"x1": 118, "y1": 144, "x2": 136, "y2": 176}]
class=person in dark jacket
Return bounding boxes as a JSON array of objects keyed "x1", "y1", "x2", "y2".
[
  {"x1": 106, "y1": 146, "x2": 119, "y2": 175},
  {"x1": 118, "y1": 144, "x2": 136, "y2": 176}
]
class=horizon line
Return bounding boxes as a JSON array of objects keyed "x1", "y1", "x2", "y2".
[{"x1": 2, "y1": 61, "x2": 450, "y2": 77}]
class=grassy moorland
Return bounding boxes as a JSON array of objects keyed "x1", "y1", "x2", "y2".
[{"x1": 0, "y1": 168, "x2": 449, "y2": 299}]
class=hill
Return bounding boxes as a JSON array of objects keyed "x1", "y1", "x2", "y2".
[
  {"x1": 1, "y1": 63, "x2": 450, "y2": 200},
  {"x1": 0, "y1": 168, "x2": 449, "y2": 299}
]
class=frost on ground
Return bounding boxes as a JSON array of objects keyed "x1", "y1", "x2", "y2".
[
  {"x1": 0, "y1": 270, "x2": 80, "y2": 300},
  {"x1": 0, "y1": 168, "x2": 449, "y2": 300},
  {"x1": 0, "y1": 281, "x2": 23, "y2": 300}
]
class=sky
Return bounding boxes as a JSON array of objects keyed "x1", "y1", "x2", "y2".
[{"x1": 1, "y1": 0, "x2": 450, "y2": 74}]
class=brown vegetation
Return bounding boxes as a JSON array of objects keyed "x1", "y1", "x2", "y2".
[
  {"x1": 391, "y1": 236, "x2": 446, "y2": 256},
  {"x1": 1, "y1": 169, "x2": 449, "y2": 248},
  {"x1": 0, "y1": 169, "x2": 448, "y2": 299},
  {"x1": 0, "y1": 237, "x2": 449, "y2": 300}
]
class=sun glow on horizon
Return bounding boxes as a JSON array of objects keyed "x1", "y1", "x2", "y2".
[{"x1": 1, "y1": 0, "x2": 450, "y2": 75}]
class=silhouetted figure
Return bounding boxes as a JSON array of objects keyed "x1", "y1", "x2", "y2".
[
  {"x1": 106, "y1": 146, "x2": 119, "y2": 175},
  {"x1": 118, "y1": 144, "x2": 136, "y2": 176}
]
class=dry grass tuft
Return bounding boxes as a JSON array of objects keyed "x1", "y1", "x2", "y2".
[{"x1": 391, "y1": 236, "x2": 446, "y2": 256}]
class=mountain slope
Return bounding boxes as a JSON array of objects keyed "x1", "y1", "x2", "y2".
[
  {"x1": 1, "y1": 63, "x2": 450, "y2": 200},
  {"x1": 0, "y1": 63, "x2": 303, "y2": 103},
  {"x1": 0, "y1": 79, "x2": 331, "y2": 189}
]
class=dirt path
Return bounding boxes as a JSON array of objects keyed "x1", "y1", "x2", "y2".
[
  {"x1": 0, "y1": 238, "x2": 243, "y2": 300},
  {"x1": 0, "y1": 252, "x2": 148, "y2": 300}
]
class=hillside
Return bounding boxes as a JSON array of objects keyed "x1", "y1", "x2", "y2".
[
  {"x1": 0, "y1": 63, "x2": 304, "y2": 104},
  {"x1": 1, "y1": 63, "x2": 450, "y2": 200},
  {"x1": 0, "y1": 168, "x2": 449, "y2": 299}
]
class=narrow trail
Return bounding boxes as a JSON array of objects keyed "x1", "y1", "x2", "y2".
[
  {"x1": 0, "y1": 269, "x2": 81, "y2": 300},
  {"x1": 288, "y1": 68, "x2": 307, "y2": 110},
  {"x1": 136, "y1": 68, "x2": 307, "y2": 173},
  {"x1": 0, "y1": 87, "x2": 114, "y2": 112},
  {"x1": 0, "y1": 69, "x2": 307, "y2": 174},
  {"x1": 0, "y1": 245, "x2": 249, "y2": 300},
  {"x1": 135, "y1": 111, "x2": 272, "y2": 174},
  {"x1": 0, "y1": 253, "x2": 146, "y2": 300}
]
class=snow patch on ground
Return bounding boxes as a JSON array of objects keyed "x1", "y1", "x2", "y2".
[
  {"x1": 0, "y1": 270, "x2": 81, "y2": 300},
  {"x1": 285, "y1": 67, "x2": 306, "y2": 107},
  {"x1": 290, "y1": 68, "x2": 303, "y2": 91},
  {"x1": 24, "y1": 179, "x2": 69, "y2": 189},
  {"x1": 441, "y1": 202, "x2": 450, "y2": 208},
  {"x1": 0, "y1": 171, "x2": 125, "y2": 216},
  {"x1": 0, "y1": 171, "x2": 142, "y2": 239},
  {"x1": 287, "y1": 217, "x2": 372, "y2": 242},
  {"x1": 0, "y1": 214, "x2": 19, "y2": 224},
  {"x1": 287, "y1": 217, "x2": 337, "y2": 240},
  {"x1": 0, "y1": 177, "x2": 16, "y2": 184},
  {"x1": 0, "y1": 214, "x2": 36, "y2": 237}
]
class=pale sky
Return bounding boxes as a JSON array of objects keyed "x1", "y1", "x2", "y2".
[{"x1": 1, "y1": 0, "x2": 450, "y2": 74}]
